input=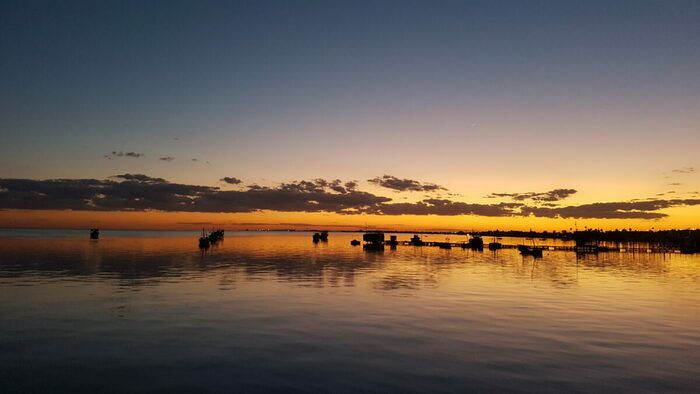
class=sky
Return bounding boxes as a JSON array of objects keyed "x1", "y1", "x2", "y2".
[{"x1": 1, "y1": 0, "x2": 699, "y2": 231}]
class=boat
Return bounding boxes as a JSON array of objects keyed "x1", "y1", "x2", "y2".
[
  {"x1": 437, "y1": 242, "x2": 452, "y2": 250},
  {"x1": 488, "y1": 236, "x2": 502, "y2": 250},
  {"x1": 363, "y1": 232, "x2": 385, "y2": 251},
  {"x1": 312, "y1": 233, "x2": 321, "y2": 243},
  {"x1": 518, "y1": 245, "x2": 544, "y2": 257},
  {"x1": 350, "y1": 239, "x2": 361, "y2": 246},
  {"x1": 89, "y1": 228, "x2": 99, "y2": 240},
  {"x1": 468, "y1": 236, "x2": 484, "y2": 250},
  {"x1": 319, "y1": 231, "x2": 329, "y2": 242},
  {"x1": 199, "y1": 228, "x2": 224, "y2": 248},
  {"x1": 387, "y1": 235, "x2": 399, "y2": 246},
  {"x1": 410, "y1": 234, "x2": 424, "y2": 246}
]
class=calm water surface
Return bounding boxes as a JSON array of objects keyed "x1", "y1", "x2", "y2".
[{"x1": 1, "y1": 231, "x2": 698, "y2": 393}]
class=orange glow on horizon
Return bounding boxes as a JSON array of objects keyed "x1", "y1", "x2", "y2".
[{"x1": 1, "y1": 207, "x2": 698, "y2": 232}]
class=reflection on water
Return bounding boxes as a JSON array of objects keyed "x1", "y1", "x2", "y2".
[{"x1": 1, "y1": 231, "x2": 698, "y2": 392}]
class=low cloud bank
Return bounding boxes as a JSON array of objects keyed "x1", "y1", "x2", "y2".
[{"x1": 0, "y1": 175, "x2": 698, "y2": 219}]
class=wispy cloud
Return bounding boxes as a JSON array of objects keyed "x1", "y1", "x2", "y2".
[
  {"x1": 671, "y1": 166, "x2": 696, "y2": 174},
  {"x1": 159, "y1": 156, "x2": 175, "y2": 162},
  {"x1": 109, "y1": 151, "x2": 144, "y2": 158}
]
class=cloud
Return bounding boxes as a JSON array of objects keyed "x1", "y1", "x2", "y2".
[
  {"x1": 520, "y1": 199, "x2": 700, "y2": 219},
  {"x1": 365, "y1": 199, "x2": 523, "y2": 217},
  {"x1": 671, "y1": 166, "x2": 696, "y2": 174},
  {"x1": 0, "y1": 176, "x2": 388, "y2": 214},
  {"x1": 487, "y1": 188, "x2": 577, "y2": 202},
  {"x1": 110, "y1": 151, "x2": 144, "y2": 158},
  {"x1": 368, "y1": 175, "x2": 446, "y2": 192},
  {"x1": 1, "y1": 175, "x2": 698, "y2": 220},
  {"x1": 221, "y1": 177, "x2": 242, "y2": 185},
  {"x1": 159, "y1": 156, "x2": 175, "y2": 162}
]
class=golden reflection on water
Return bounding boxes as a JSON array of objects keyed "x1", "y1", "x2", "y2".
[{"x1": 0, "y1": 231, "x2": 698, "y2": 392}]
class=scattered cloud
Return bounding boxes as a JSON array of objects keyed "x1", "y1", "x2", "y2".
[
  {"x1": 368, "y1": 175, "x2": 446, "y2": 192},
  {"x1": 110, "y1": 151, "x2": 144, "y2": 158},
  {"x1": 487, "y1": 188, "x2": 577, "y2": 202},
  {"x1": 221, "y1": 177, "x2": 242, "y2": 185},
  {"x1": 159, "y1": 156, "x2": 175, "y2": 162},
  {"x1": 671, "y1": 166, "x2": 696, "y2": 174}
]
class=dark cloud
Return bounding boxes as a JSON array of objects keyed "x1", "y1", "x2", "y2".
[
  {"x1": 0, "y1": 176, "x2": 388, "y2": 214},
  {"x1": 110, "y1": 151, "x2": 144, "y2": 158},
  {"x1": 1, "y1": 176, "x2": 698, "y2": 220},
  {"x1": 520, "y1": 199, "x2": 700, "y2": 219},
  {"x1": 221, "y1": 177, "x2": 242, "y2": 185},
  {"x1": 159, "y1": 156, "x2": 175, "y2": 162},
  {"x1": 368, "y1": 175, "x2": 446, "y2": 192},
  {"x1": 365, "y1": 199, "x2": 523, "y2": 217},
  {"x1": 487, "y1": 188, "x2": 577, "y2": 202},
  {"x1": 111, "y1": 174, "x2": 166, "y2": 183}
]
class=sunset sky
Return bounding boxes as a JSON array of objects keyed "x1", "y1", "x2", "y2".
[{"x1": 1, "y1": 0, "x2": 699, "y2": 231}]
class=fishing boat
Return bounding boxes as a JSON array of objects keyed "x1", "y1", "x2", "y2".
[
  {"x1": 488, "y1": 236, "x2": 502, "y2": 250},
  {"x1": 518, "y1": 244, "x2": 544, "y2": 257},
  {"x1": 468, "y1": 236, "x2": 484, "y2": 250},
  {"x1": 410, "y1": 234, "x2": 424, "y2": 246}
]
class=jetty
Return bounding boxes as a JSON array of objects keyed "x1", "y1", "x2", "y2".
[{"x1": 358, "y1": 233, "x2": 696, "y2": 254}]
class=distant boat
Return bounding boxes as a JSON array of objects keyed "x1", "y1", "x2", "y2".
[
  {"x1": 199, "y1": 228, "x2": 224, "y2": 248},
  {"x1": 488, "y1": 237, "x2": 502, "y2": 250},
  {"x1": 363, "y1": 232, "x2": 385, "y2": 251},
  {"x1": 518, "y1": 244, "x2": 544, "y2": 257},
  {"x1": 468, "y1": 236, "x2": 484, "y2": 250},
  {"x1": 410, "y1": 234, "x2": 424, "y2": 246},
  {"x1": 89, "y1": 229, "x2": 99, "y2": 240},
  {"x1": 437, "y1": 242, "x2": 452, "y2": 250},
  {"x1": 350, "y1": 239, "x2": 361, "y2": 246}
]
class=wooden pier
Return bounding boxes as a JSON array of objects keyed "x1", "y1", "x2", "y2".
[{"x1": 380, "y1": 240, "x2": 684, "y2": 254}]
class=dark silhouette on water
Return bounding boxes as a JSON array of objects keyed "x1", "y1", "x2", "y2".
[
  {"x1": 363, "y1": 232, "x2": 385, "y2": 251},
  {"x1": 488, "y1": 237, "x2": 502, "y2": 251},
  {"x1": 90, "y1": 228, "x2": 99, "y2": 240},
  {"x1": 199, "y1": 228, "x2": 225, "y2": 248},
  {"x1": 410, "y1": 234, "x2": 424, "y2": 246},
  {"x1": 467, "y1": 235, "x2": 484, "y2": 250},
  {"x1": 350, "y1": 239, "x2": 361, "y2": 246},
  {"x1": 313, "y1": 231, "x2": 329, "y2": 243}
]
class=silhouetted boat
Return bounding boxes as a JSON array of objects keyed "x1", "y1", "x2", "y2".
[
  {"x1": 410, "y1": 234, "x2": 424, "y2": 246},
  {"x1": 319, "y1": 231, "x2": 329, "y2": 242},
  {"x1": 89, "y1": 228, "x2": 99, "y2": 240},
  {"x1": 488, "y1": 236, "x2": 502, "y2": 250},
  {"x1": 388, "y1": 235, "x2": 399, "y2": 246},
  {"x1": 199, "y1": 228, "x2": 224, "y2": 248},
  {"x1": 468, "y1": 236, "x2": 484, "y2": 250},
  {"x1": 363, "y1": 232, "x2": 385, "y2": 250},
  {"x1": 437, "y1": 242, "x2": 452, "y2": 250},
  {"x1": 518, "y1": 244, "x2": 544, "y2": 257},
  {"x1": 313, "y1": 233, "x2": 321, "y2": 243},
  {"x1": 350, "y1": 239, "x2": 361, "y2": 246}
]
